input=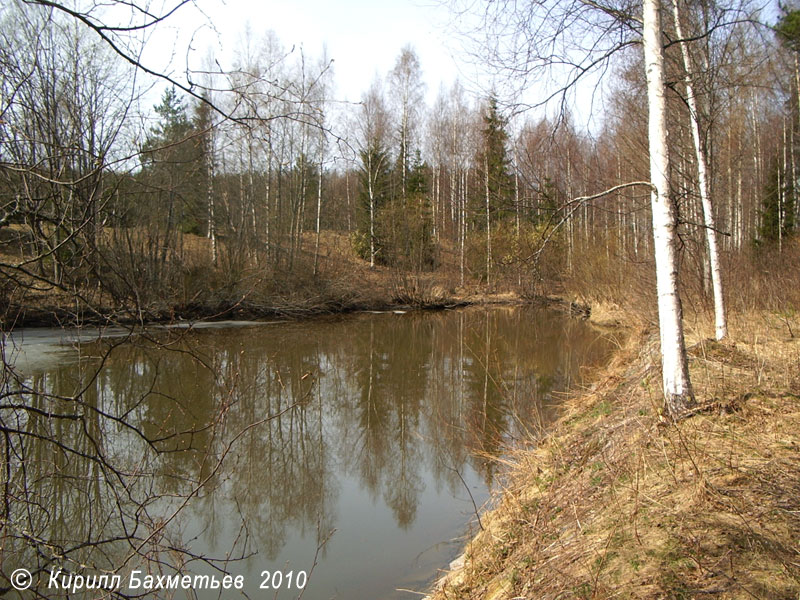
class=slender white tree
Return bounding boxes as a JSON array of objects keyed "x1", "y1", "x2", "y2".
[
  {"x1": 389, "y1": 46, "x2": 425, "y2": 198},
  {"x1": 643, "y1": 0, "x2": 695, "y2": 416},
  {"x1": 671, "y1": 0, "x2": 727, "y2": 341},
  {"x1": 355, "y1": 78, "x2": 391, "y2": 268},
  {"x1": 449, "y1": 0, "x2": 698, "y2": 417}
]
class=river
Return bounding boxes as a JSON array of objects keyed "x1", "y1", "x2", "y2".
[{"x1": 1, "y1": 306, "x2": 612, "y2": 599}]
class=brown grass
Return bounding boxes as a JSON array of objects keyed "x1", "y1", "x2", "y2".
[
  {"x1": 426, "y1": 306, "x2": 800, "y2": 600},
  {"x1": 0, "y1": 228, "x2": 533, "y2": 326}
]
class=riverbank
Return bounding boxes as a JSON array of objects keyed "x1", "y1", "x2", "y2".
[
  {"x1": 3, "y1": 273, "x2": 585, "y2": 328},
  {"x1": 425, "y1": 304, "x2": 800, "y2": 599},
  {"x1": 1, "y1": 228, "x2": 588, "y2": 328}
]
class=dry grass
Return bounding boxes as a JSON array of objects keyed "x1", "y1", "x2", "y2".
[
  {"x1": 0, "y1": 227, "x2": 532, "y2": 325},
  {"x1": 426, "y1": 306, "x2": 800, "y2": 600}
]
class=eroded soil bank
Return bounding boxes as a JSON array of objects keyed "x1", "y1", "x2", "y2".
[{"x1": 426, "y1": 304, "x2": 800, "y2": 599}]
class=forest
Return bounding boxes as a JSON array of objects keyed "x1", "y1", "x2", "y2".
[
  {"x1": 1, "y1": 0, "x2": 797, "y2": 325},
  {"x1": 2, "y1": 0, "x2": 800, "y2": 598}
]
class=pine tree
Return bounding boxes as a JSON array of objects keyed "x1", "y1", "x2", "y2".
[{"x1": 142, "y1": 88, "x2": 193, "y2": 160}]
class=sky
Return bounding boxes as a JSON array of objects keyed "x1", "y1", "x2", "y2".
[
  {"x1": 129, "y1": 0, "x2": 613, "y2": 134},
  {"x1": 144, "y1": 0, "x2": 476, "y2": 105}
]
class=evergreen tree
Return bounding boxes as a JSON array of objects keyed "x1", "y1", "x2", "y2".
[
  {"x1": 473, "y1": 95, "x2": 514, "y2": 284},
  {"x1": 758, "y1": 158, "x2": 796, "y2": 246},
  {"x1": 477, "y1": 96, "x2": 514, "y2": 221},
  {"x1": 140, "y1": 88, "x2": 204, "y2": 235},
  {"x1": 146, "y1": 88, "x2": 192, "y2": 149},
  {"x1": 776, "y1": 7, "x2": 800, "y2": 51},
  {"x1": 756, "y1": 7, "x2": 799, "y2": 247},
  {"x1": 193, "y1": 93, "x2": 218, "y2": 263},
  {"x1": 394, "y1": 150, "x2": 435, "y2": 270},
  {"x1": 407, "y1": 149, "x2": 427, "y2": 197}
]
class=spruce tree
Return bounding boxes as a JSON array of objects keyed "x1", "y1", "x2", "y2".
[
  {"x1": 756, "y1": 8, "x2": 799, "y2": 247},
  {"x1": 758, "y1": 158, "x2": 796, "y2": 246},
  {"x1": 140, "y1": 88, "x2": 203, "y2": 235},
  {"x1": 474, "y1": 95, "x2": 513, "y2": 284},
  {"x1": 479, "y1": 96, "x2": 514, "y2": 220}
]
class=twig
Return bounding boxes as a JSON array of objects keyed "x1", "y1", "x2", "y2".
[
  {"x1": 297, "y1": 523, "x2": 336, "y2": 600},
  {"x1": 441, "y1": 461, "x2": 484, "y2": 531}
]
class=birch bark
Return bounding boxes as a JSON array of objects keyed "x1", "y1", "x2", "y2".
[
  {"x1": 671, "y1": 0, "x2": 727, "y2": 340},
  {"x1": 643, "y1": 0, "x2": 695, "y2": 417}
]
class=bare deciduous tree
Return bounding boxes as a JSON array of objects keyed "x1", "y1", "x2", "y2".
[
  {"x1": 643, "y1": 0, "x2": 695, "y2": 415},
  {"x1": 446, "y1": 0, "x2": 698, "y2": 417}
]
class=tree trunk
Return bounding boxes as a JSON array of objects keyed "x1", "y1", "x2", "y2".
[
  {"x1": 345, "y1": 169, "x2": 352, "y2": 232},
  {"x1": 672, "y1": 0, "x2": 727, "y2": 339},
  {"x1": 460, "y1": 169, "x2": 466, "y2": 287},
  {"x1": 314, "y1": 149, "x2": 323, "y2": 276},
  {"x1": 368, "y1": 155, "x2": 376, "y2": 268},
  {"x1": 205, "y1": 129, "x2": 217, "y2": 267},
  {"x1": 643, "y1": 0, "x2": 695, "y2": 418},
  {"x1": 484, "y1": 156, "x2": 492, "y2": 288}
]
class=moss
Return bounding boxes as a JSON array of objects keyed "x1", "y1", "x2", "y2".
[{"x1": 590, "y1": 399, "x2": 612, "y2": 417}]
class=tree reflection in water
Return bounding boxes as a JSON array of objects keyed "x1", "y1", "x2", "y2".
[{"x1": 4, "y1": 306, "x2": 611, "y2": 598}]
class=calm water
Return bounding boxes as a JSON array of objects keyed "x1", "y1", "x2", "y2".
[{"x1": 2, "y1": 307, "x2": 611, "y2": 599}]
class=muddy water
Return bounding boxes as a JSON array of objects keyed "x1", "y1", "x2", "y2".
[{"x1": 5, "y1": 306, "x2": 612, "y2": 599}]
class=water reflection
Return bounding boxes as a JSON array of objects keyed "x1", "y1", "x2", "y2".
[{"x1": 3, "y1": 306, "x2": 611, "y2": 599}]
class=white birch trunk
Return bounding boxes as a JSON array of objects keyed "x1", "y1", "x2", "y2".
[
  {"x1": 205, "y1": 131, "x2": 217, "y2": 267},
  {"x1": 345, "y1": 169, "x2": 352, "y2": 233},
  {"x1": 484, "y1": 156, "x2": 492, "y2": 288},
  {"x1": 313, "y1": 151, "x2": 323, "y2": 276},
  {"x1": 368, "y1": 158, "x2": 376, "y2": 269},
  {"x1": 672, "y1": 0, "x2": 727, "y2": 339},
  {"x1": 781, "y1": 117, "x2": 788, "y2": 252},
  {"x1": 643, "y1": 0, "x2": 695, "y2": 417},
  {"x1": 460, "y1": 169, "x2": 466, "y2": 287},
  {"x1": 735, "y1": 153, "x2": 743, "y2": 250},
  {"x1": 265, "y1": 125, "x2": 272, "y2": 256}
]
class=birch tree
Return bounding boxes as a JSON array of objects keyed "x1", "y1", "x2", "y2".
[
  {"x1": 671, "y1": 0, "x2": 727, "y2": 340},
  {"x1": 449, "y1": 0, "x2": 697, "y2": 417},
  {"x1": 643, "y1": 0, "x2": 695, "y2": 415},
  {"x1": 312, "y1": 51, "x2": 333, "y2": 276},
  {"x1": 389, "y1": 46, "x2": 426, "y2": 199},
  {"x1": 431, "y1": 80, "x2": 475, "y2": 285},
  {"x1": 355, "y1": 79, "x2": 392, "y2": 267}
]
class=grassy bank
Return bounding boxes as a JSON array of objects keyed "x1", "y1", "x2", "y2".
[{"x1": 426, "y1": 305, "x2": 800, "y2": 599}]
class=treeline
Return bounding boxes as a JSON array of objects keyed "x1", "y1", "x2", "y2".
[{"x1": 0, "y1": 0, "x2": 798, "y2": 321}]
